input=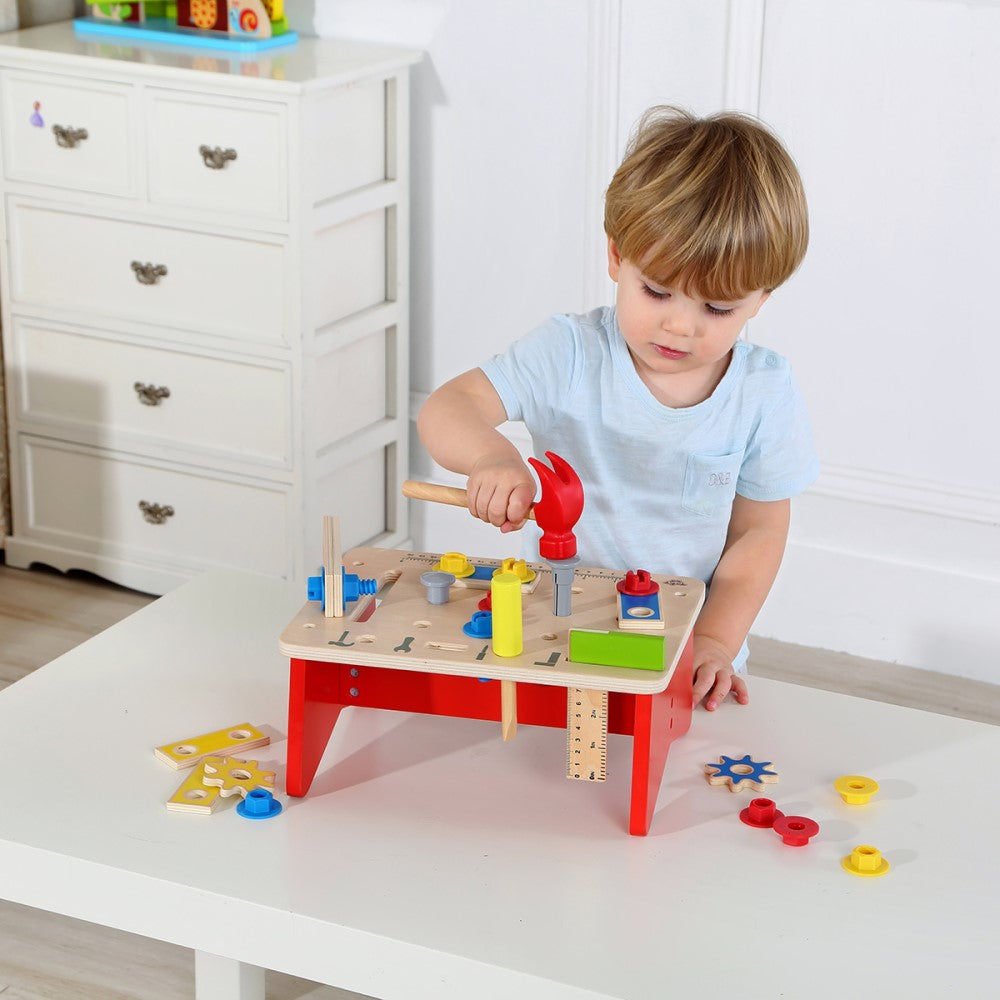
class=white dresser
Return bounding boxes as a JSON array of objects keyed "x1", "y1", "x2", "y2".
[{"x1": 0, "y1": 21, "x2": 419, "y2": 594}]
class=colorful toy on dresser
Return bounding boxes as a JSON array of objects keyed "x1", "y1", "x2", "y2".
[{"x1": 77, "y1": 0, "x2": 296, "y2": 49}]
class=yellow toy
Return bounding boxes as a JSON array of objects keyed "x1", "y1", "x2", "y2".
[
  {"x1": 834, "y1": 774, "x2": 879, "y2": 804},
  {"x1": 202, "y1": 756, "x2": 276, "y2": 798},
  {"x1": 154, "y1": 722, "x2": 269, "y2": 770},
  {"x1": 842, "y1": 845, "x2": 890, "y2": 877}
]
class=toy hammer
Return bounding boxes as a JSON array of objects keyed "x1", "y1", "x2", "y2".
[{"x1": 402, "y1": 451, "x2": 584, "y2": 616}]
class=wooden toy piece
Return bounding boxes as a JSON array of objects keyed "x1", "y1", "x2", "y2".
[
  {"x1": 228, "y1": 0, "x2": 272, "y2": 38},
  {"x1": 491, "y1": 571, "x2": 523, "y2": 657},
  {"x1": 322, "y1": 515, "x2": 344, "y2": 619},
  {"x1": 402, "y1": 480, "x2": 538, "y2": 521},
  {"x1": 842, "y1": 844, "x2": 890, "y2": 877},
  {"x1": 202, "y1": 756, "x2": 276, "y2": 798},
  {"x1": 569, "y1": 629, "x2": 665, "y2": 671},
  {"x1": 566, "y1": 687, "x2": 608, "y2": 781},
  {"x1": 834, "y1": 774, "x2": 879, "y2": 804},
  {"x1": 166, "y1": 762, "x2": 223, "y2": 814},
  {"x1": 154, "y1": 722, "x2": 269, "y2": 770},
  {"x1": 704, "y1": 754, "x2": 779, "y2": 793},
  {"x1": 91, "y1": 2, "x2": 144, "y2": 24},
  {"x1": 500, "y1": 680, "x2": 517, "y2": 741},
  {"x1": 616, "y1": 570, "x2": 664, "y2": 630}
]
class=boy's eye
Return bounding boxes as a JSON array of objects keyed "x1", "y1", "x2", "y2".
[
  {"x1": 642, "y1": 283, "x2": 666, "y2": 300},
  {"x1": 706, "y1": 303, "x2": 736, "y2": 316}
]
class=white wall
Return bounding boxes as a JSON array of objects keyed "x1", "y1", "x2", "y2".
[{"x1": 314, "y1": 0, "x2": 1000, "y2": 683}]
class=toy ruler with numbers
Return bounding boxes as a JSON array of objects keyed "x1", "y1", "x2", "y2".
[{"x1": 566, "y1": 687, "x2": 608, "y2": 781}]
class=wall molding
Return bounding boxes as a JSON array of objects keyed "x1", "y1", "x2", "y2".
[
  {"x1": 813, "y1": 464, "x2": 1000, "y2": 526},
  {"x1": 582, "y1": 0, "x2": 622, "y2": 310},
  {"x1": 723, "y1": 0, "x2": 766, "y2": 113}
]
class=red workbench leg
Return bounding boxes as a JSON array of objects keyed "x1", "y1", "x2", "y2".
[
  {"x1": 286, "y1": 658, "x2": 346, "y2": 797},
  {"x1": 627, "y1": 635, "x2": 695, "y2": 835}
]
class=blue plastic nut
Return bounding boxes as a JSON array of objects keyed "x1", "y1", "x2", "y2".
[
  {"x1": 237, "y1": 788, "x2": 283, "y2": 820},
  {"x1": 306, "y1": 568, "x2": 378, "y2": 610},
  {"x1": 462, "y1": 610, "x2": 493, "y2": 638}
]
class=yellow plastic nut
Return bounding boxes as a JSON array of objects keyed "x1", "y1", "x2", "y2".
[
  {"x1": 842, "y1": 844, "x2": 890, "y2": 878},
  {"x1": 435, "y1": 551, "x2": 475, "y2": 578},
  {"x1": 496, "y1": 557, "x2": 536, "y2": 583},
  {"x1": 834, "y1": 774, "x2": 879, "y2": 804}
]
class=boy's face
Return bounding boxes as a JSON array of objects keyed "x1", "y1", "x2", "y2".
[{"x1": 607, "y1": 238, "x2": 769, "y2": 407}]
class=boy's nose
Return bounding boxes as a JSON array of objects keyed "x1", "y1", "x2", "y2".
[{"x1": 661, "y1": 303, "x2": 696, "y2": 337}]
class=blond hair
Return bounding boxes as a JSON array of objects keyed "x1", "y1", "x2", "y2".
[{"x1": 604, "y1": 106, "x2": 808, "y2": 300}]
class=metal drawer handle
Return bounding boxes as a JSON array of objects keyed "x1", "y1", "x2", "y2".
[
  {"x1": 52, "y1": 124, "x2": 89, "y2": 148},
  {"x1": 199, "y1": 145, "x2": 238, "y2": 170},
  {"x1": 131, "y1": 261, "x2": 168, "y2": 285},
  {"x1": 138, "y1": 501, "x2": 175, "y2": 525},
  {"x1": 134, "y1": 382, "x2": 171, "y2": 406}
]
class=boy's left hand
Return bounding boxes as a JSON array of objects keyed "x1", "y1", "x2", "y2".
[{"x1": 692, "y1": 634, "x2": 749, "y2": 711}]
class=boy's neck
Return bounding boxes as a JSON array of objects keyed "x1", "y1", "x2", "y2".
[{"x1": 630, "y1": 349, "x2": 733, "y2": 409}]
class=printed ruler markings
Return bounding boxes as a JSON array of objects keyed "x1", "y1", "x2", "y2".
[{"x1": 566, "y1": 687, "x2": 608, "y2": 782}]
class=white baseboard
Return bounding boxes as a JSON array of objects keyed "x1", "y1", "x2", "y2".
[{"x1": 756, "y1": 533, "x2": 999, "y2": 685}]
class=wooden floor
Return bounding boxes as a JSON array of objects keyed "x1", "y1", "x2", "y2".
[{"x1": 1, "y1": 562, "x2": 997, "y2": 998}]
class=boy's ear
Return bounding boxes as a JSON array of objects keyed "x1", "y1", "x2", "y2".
[{"x1": 607, "y1": 237, "x2": 622, "y2": 281}]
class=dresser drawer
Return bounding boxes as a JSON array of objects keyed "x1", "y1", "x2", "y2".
[
  {"x1": 147, "y1": 89, "x2": 287, "y2": 221},
  {"x1": 16, "y1": 436, "x2": 291, "y2": 577},
  {"x1": 7, "y1": 199, "x2": 288, "y2": 344},
  {"x1": 0, "y1": 71, "x2": 135, "y2": 197},
  {"x1": 9, "y1": 318, "x2": 292, "y2": 468}
]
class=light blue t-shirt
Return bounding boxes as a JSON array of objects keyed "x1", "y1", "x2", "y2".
[{"x1": 480, "y1": 306, "x2": 820, "y2": 672}]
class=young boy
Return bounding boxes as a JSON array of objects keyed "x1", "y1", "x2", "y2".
[{"x1": 417, "y1": 106, "x2": 819, "y2": 711}]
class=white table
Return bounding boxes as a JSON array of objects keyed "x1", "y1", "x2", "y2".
[{"x1": 0, "y1": 570, "x2": 997, "y2": 999}]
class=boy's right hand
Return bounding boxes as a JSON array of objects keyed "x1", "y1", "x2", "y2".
[{"x1": 466, "y1": 455, "x2": 536, "y2": 533}]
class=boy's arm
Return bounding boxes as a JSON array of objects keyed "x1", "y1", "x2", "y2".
[
  {"x1": 691, "y1": 495, "x2": 791, "y2": 711},
  {"x1": 416, "y1": 368, "x2": 536, "y2": 531}
]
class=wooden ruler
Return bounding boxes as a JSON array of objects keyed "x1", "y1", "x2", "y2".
[{"x1": 566, "y1": 687, "x2": 608, "y2": 781}]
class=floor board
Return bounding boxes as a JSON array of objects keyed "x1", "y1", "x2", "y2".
[{"x1": 0, "y1": 561, "x2": 996, "y2": 997}]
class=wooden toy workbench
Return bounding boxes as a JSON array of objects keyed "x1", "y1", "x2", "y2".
[{"x1": 279, "y1": 546, "x2": 705, "y2": 835}]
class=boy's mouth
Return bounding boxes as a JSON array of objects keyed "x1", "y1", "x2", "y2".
[{"x1": 654, "y1": 344, "x2": 688, "y2": 360}]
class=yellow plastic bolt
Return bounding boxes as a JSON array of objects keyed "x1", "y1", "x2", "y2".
[
  {"x1": 496, "y1": 557, "x2": 536, "y2": 583},
  {"x1": 834, "y1": 774, "x2": 879, "y2": 804},
  {"x1": 491, "y1": 571, "x2": 523, "y2": 657},
  {"x1": 435, "y1": 551, "x2": 475, "y2": 578},
  {"x1": 842, "y1": 844, "x2": 890, "y2": 878}
]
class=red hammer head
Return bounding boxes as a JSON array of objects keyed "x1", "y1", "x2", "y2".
[{"x1": 527, "y1": 452, "x2": 584, "y2": 560}]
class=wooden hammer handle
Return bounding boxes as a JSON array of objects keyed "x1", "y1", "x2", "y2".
[{"x1": 401, "y1": 480, "x2": 536, "y2": 521}]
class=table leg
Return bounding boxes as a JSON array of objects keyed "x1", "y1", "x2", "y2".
[
  {"x1": 195, "y1": 951, "x2": 265, "y2": 1000},
  {"x1": 286, "y1": 657, "x2": 346, "y2": 796},
  {"x1": 626, "y1": 634, "x2": 694, "y2": 835}
]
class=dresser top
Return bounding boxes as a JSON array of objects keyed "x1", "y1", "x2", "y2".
[{"x1": 0, "y1": 20, "x2": 421, "y2": 94}]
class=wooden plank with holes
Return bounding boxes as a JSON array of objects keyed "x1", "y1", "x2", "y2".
[{"x1": 566, "y1": 687, "x2": 608, "y2": 781}]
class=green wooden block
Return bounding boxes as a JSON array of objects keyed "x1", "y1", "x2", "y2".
[{"x1": 568, "y1": 629, "x2": 665, "y2": 671}]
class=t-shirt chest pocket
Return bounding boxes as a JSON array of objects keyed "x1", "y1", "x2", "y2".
[{"x1": 682, "y1": 451, "x2": 742, "y2": 517}]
